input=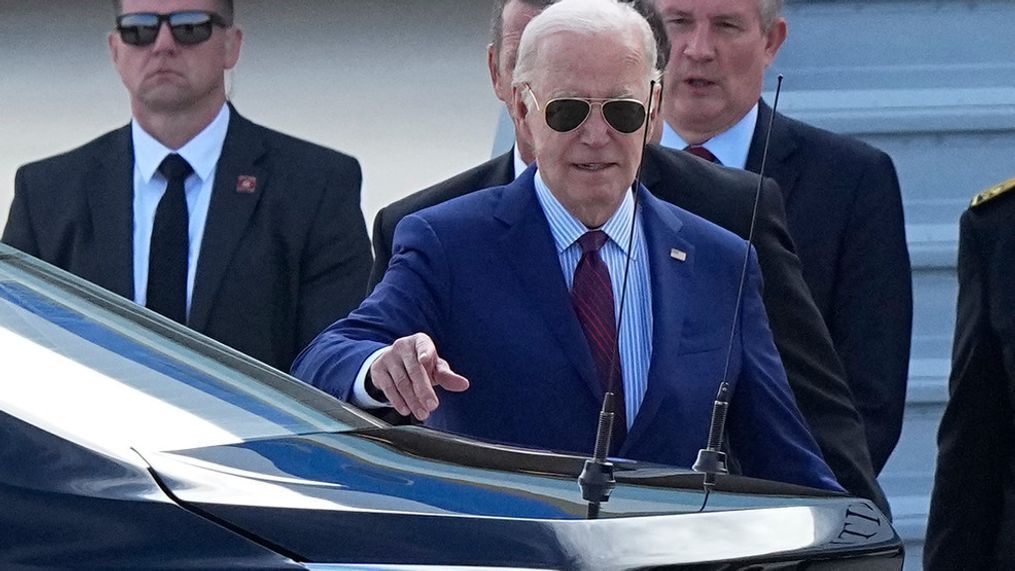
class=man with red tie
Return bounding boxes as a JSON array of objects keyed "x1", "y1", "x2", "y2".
[
  {"x1": 366, "y1": 0, "x2": 887, "y2": 511},
  {"x1": 294, "y1": 0, "x2": 840, "y2": 492}
]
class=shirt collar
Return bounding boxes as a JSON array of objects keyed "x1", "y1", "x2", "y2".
[
  {"x1": 131, "y1": 103, "x2": 231, "y2": 183},
  {"x1": 512, "y1": 145, "x2": 529, "y2": 181},
  {"x1": 533, "y1": 169, "x2": 638, "y2": 259},
  {"x1": 659, "y1": 102, "x2": 759, "y2": 169}
]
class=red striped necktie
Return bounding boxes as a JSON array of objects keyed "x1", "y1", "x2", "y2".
[
  {"x1": 571, "y1": 230, "x2": 627, "y2": 450},
  {"x1": 684, "y1": 145, "x2": 721, "y2": 165}
]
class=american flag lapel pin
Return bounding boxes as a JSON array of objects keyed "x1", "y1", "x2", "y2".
[
  {"x1": 670, "y1": 248, "x2": 687, "y2": 262},
  {"x1": 236, "y1": 175, "x2": 257, "y2": 193}
]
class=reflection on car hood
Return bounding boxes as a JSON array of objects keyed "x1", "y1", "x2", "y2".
[{"x1": 141, "y1": 426, "x2": 902, "y2": 569}]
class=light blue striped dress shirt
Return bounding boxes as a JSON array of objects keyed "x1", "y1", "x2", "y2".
[
  {"x1": 533, "y1": 170, "x2": 653, "y2": 428},
  {"x1": 659, "y1": 102, "x2": 758, "y2": 169}
]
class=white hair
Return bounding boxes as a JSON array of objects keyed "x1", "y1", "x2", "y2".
[
  {"x1": 759, "y1": 0, "x2": 783, "y2": 31},
  {"x1": 512, "y1": 0, "x2": 661, "y2": 91}
]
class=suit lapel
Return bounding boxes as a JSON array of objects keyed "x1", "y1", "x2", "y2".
[
  {"x1": 746, "y1": 100, "x2": 799, "y2": 204},
  {"x1": 495, "y1": 168, "x2": 604, "y2": 402},
  {"x1": 188, "y1": 109, "x2": 268, "y2": 331},
  {"x1": 621, "y1": 190, "x2": 696, "y2": 452},
  {"x1": 87, "y1": 125, "x2": 135, "y2": 298}
]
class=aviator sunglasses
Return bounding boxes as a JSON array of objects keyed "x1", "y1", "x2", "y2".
[
  {"x1": 525, "y1": 85, "x2": 647, "y2": 134},
  {"x1": 116, "y1": 11, "x2": 228, "y2": 47}
]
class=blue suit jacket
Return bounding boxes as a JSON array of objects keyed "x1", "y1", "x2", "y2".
[{"x1": 294, "y1": 167, "x2": 840, "y2": 491}]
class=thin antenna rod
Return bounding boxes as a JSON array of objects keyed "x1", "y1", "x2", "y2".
[
  {"x1": 717, "y1": 75, "x2": 783, "y2": 387},
  {"x1": 696, "y1": 74, "x2": 785, "y2": 513}
]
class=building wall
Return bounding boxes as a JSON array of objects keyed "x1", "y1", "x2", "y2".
[{"x1": 776, "y1": 2, "x2": 1015, "y2": 569}]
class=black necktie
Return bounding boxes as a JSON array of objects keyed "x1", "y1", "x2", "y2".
[
  {"x1": 147, "y1": 154, "x2": 193, "y2": 324},
  {"x1": 684, "y1": 145, "x2": 721, "y2": 165}
]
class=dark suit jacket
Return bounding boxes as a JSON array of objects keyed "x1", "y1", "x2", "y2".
[
  {"x1": 369, "y1": 145, "x2": 888, "y2": 513},
  {"x1": 746, "y1": 102, "x2": 912, "y2": 473},
  {"x1": 297, "y1": 168, "x2": 841, "y2": 491},
  {"x1": 2, "y1": 107, "x2": 372, "y2": 371},
  {"x1": 925, "y1": 186, "x2": 1015, "y2": 570}
]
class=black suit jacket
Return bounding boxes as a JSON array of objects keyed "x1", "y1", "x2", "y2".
[
  {"x1": 746, "y1": 102, "x2": 913, "y2": 473},
  {"x1": 925, "y1": 184, "x2": 1015, "y2": 570},
  {"x1": 369, "y1": 144, "x2": 888, "y2": 514},
  {"x1": 3, "y1": 107, "x2": 372, "y2": 371}
]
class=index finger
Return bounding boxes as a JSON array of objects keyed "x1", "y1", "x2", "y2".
[
  {"x1": 414, "y1": 334, "x2": 437, "y2": 370},
  {"x1": 401, "y1": 335, "x2": 439, "y2": 413}
]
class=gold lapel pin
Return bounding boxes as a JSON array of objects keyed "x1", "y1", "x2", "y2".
[{"x1": 670, "y1": 248, "x2": 687, "y2": 262}]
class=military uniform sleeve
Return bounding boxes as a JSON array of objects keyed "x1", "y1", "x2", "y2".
[{"x1": 925, "y1": 205, "x2": 1013, "y2": 570}]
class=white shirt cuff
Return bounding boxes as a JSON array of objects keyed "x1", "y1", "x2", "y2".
[{"x1": 351, "y1": 346, "x2": 392, "y2": 408}]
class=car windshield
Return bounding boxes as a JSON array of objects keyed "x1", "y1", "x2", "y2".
[{"x1": 0, "y1": 247, "x2": 379, "y2": 462}]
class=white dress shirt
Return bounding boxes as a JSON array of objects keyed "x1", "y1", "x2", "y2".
[
  {"x1": 131, "y1": 104, "x2": 230, "y2": 316},
  {"x1": 512, "y1": 146, "x2": 527, "y2": 180}
]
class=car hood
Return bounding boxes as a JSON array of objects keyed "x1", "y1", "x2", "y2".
[{"x1": 141, "y1": 426, "x2": 901, "y2": 569}]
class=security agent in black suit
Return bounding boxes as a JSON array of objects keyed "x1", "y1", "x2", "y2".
[
  {"x1": 368, "y1": 0, "x2": 889, "y2": 515},
  {"x1": 2, "y1": 0, "x2": 371, "y2": 371},
  {"x1": 654, "y1": 0, "x2": 912, "y2": 474},
  {"x1": 925, "y1": 178, "x2": 1015, "y2": 570}
]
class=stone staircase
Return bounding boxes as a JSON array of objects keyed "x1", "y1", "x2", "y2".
[{"x1": 775, "y1": 2, "x2": 1015, "y2": 568}]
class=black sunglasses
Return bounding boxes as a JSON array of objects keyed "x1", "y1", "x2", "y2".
[
  {"x1": 525, "y1": 85, "x2": 648, "y2": 134},
  {"x1": 116, "y1": 11, "x2": 228, "y2": 47}
]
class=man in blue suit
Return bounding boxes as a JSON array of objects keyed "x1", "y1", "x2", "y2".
[{"x1": 294, "y1": 0, "x2": 840, "y2": 491}]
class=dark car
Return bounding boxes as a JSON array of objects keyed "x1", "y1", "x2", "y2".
[{"x1": 0, "y1": 244, "x2": 902, "y2": 570}]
